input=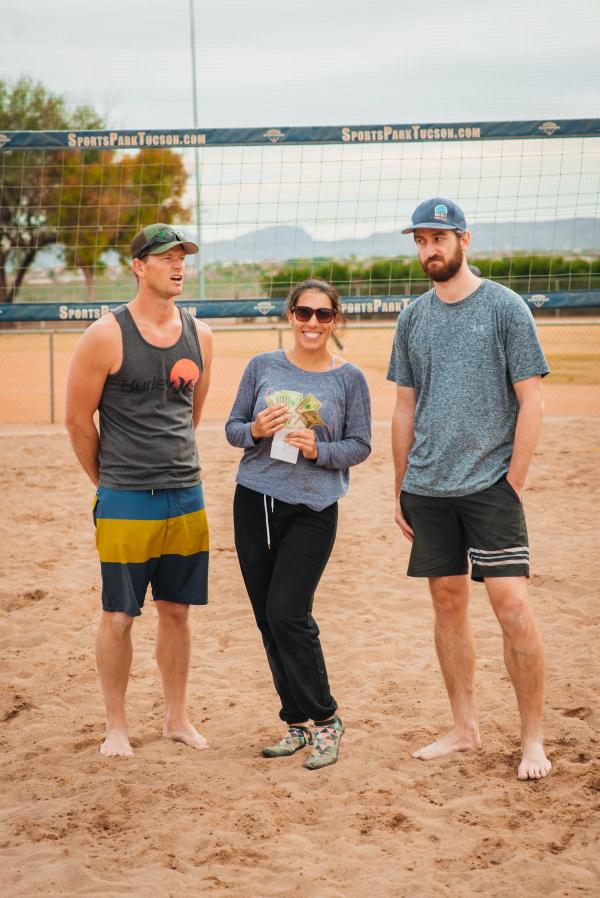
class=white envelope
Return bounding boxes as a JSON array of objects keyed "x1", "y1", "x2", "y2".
[{"x1": 270, "y1": 429, "x2": 299, "y2": 464}]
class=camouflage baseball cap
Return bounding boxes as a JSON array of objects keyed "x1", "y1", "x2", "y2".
[{"x1": 130, "y1": 223, "x2": 199, "y2": 259}]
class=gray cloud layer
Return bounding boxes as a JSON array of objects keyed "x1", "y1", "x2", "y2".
[{"x1": 1, "y1": 0, "x2": 598, "y2": 128}]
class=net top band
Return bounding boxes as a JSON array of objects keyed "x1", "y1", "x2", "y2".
[{"x1": 1, "y1": 119, "x2": 599, "y2": 151}]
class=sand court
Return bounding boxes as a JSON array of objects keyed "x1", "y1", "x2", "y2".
[
  {"x1": 1, "y1": 412, "x2": 599, "y2": 897},
  {"x1": 0, "y1": 319, "x2": 599, "y2": 424}
]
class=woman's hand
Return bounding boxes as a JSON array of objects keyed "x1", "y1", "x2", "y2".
[
  {"x1": 285, "y1": 428, "x2": 318, "y2": 460},
  {"x1": 251, "y1": 404, "x2": 289, "y2": 439}
]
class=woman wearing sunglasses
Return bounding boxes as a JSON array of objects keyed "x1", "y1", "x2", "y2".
[{"x1": 225, "y1": 278, "x2": 371, "y2": 769}]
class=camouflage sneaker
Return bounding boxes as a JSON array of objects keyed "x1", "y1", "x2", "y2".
[
  {"x1": 261, "y1": 726, "x2": 313, "y2": 758},
  {"x1": 303, "y1": 716, "x2": 344, "y2": 770}
]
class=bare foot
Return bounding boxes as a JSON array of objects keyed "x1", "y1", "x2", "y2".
[
  {"x1": 412, "y1": 727, "x2": 482, "y2": 760},
  {"x1": 163, "y1": 721, "x2": 208, "y2": 751},
  {"x1": 100, "y1": 729, "x2": 133, "y2": 758},
  {"x1": 517, "y1": 741, "x2": 551, "y2": 780}
]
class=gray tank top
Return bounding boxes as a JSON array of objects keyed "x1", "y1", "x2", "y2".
[{"x1": 98, "y1": 304, "x2": 203, "y2": 489}]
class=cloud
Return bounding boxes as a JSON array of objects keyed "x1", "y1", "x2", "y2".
[{"x1": 1, "y1": 0, "x2": 597, "y2": 128}]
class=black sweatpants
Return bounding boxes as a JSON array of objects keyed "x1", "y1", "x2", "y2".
[{"x1": 233, "y1": 484, "x2": 338, "y2": 725}]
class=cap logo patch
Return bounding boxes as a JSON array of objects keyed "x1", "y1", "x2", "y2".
[{"x1": 434, "y1": 203, "x2": 448, "y2": 221}]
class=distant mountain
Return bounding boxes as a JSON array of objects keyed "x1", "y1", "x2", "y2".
[
  {"x1": 25, "y1": 218, "x2": 600, "y2": 271},
  {"x1": 202, "y1": 219, "x2": 600, "y2": 262},
  {"x1": 466, "y1": 219, "x2": 600, "y2": 255}
]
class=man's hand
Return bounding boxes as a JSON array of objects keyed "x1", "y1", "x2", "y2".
[
  {"x1": 394, "y1": 497, "x2": 414, "y2": 541},
  {"x1": 505, "y1": 473, "x2": 524, "y2": 500},
  {"x1": 251, "y1": 404, "x2": 289, "y2": 439},
  {"x1": 285, "y1": 428, "x2": 318, "y2": 460}
]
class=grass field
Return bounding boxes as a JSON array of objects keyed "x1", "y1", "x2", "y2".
[
  {"x1": 14, "y1": 265, "x2": 600, "y2": 305},
  {"x1": 0, "y1": 321, "x2": 598, "y2": 425}
]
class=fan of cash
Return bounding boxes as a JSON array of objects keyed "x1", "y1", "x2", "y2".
[{"x1": 265, "y1": 390, "x2": 325, "y2": 428}]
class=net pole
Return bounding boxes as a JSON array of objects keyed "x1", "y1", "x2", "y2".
[
  {"x1": 49, "y1": 331, "x2": 56, "y2": 424},
  {"x1": 189, "y1": 0, "x2": 205, "y2": 300}
]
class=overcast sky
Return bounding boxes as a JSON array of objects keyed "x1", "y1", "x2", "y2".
[
  {"x1": 1, "y1": 0, "x2": 598, "y2": 255},
  {"x1": 1, "y1": 0, "x2": 599, "y2": 129}
]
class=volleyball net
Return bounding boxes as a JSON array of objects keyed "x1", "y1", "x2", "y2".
[
  {"x1": 1, "y1": 119, "x2": 600, "y2": 422},
  {"x1": 1, "y1": 118, "x2": 599, "y2": 322}
]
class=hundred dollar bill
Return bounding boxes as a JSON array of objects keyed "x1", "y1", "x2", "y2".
[
  {"x1": 282, "y1": 389, "x2": 303, "y2": 408},
  {"x1": 266, "y1": 390, "x2": 301, "y2": 409},
  {"x1": 278, "y1": 390, "x2": 303, "y2": 426}
]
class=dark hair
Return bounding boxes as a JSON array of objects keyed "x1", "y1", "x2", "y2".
[{"x1": 286, "y1": 278, "x2": 344, "y2": 322}]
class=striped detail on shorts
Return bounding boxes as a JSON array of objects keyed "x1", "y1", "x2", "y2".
[
  {"x1": 93, "y1": 484, "x2": 209, "y2": 615},
  {"x1": 469, "y1": 546, "x2": 530, "y2": 567},
  {"x1": 96, "y1": 508, "x2": 208, "y2": 563}
]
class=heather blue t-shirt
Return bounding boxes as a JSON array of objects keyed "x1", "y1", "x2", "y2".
[
  {"x1": 387, "y1": 280, "x2": 549, "y2": 497},
  {"x1": 225, "y1": 351, "x2": 371, "y2": 511}
]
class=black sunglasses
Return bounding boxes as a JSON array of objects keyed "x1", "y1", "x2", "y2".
[
  {"x1": 292, "y1": 305, "x2": 337, "y2": 324},
  {"x1": 138, "y1": 228, "x2": 185, "y2": 259}
]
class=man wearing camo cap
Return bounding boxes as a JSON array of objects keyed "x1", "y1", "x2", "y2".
[{"x1": 66, "y1": 224, "x2": 213, "y2": 758}]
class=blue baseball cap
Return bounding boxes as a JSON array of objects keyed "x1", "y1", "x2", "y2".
[{"x1": 401, "y1": 197, "x2": 467, "y2": 234}]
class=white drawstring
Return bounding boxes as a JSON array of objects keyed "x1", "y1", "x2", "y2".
[{"x1": 263, "y1": 494, "x2": 274, "y2": 549}]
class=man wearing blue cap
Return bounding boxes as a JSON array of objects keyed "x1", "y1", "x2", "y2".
[{"x1": 387, "y1": 198, "x2": 551, "y2": 780}]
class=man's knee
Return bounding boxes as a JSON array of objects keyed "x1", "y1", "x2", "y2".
[
  {"x1": 487, "y1": 581, "x2": 533, "y2": 635},
  {"x1": 429, "y1": 576, "x2": 470, "y2": 618},
  {"x1": 155, "y1": 600, "x2": 189, "y2": 625},
  {"x1": 100, "y1": 610, "x2": 134, "y2": 636}
]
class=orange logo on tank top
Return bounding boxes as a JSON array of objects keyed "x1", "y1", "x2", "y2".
[{"x1": 170, "y1": 358, "x2": 200, "y2": 391}]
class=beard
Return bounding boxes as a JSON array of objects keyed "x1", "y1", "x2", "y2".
[{"x1": 421, "y1": 240, "x2": 464, "y2": 282}]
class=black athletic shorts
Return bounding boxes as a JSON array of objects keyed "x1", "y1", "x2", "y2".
[{"x1": 400, "y1": 475, "x2": 529, "y2": 582}]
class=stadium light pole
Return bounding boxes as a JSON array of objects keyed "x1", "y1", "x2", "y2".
[{"x1": 189, "y1": 0, "x2": 205, "y2": 300}]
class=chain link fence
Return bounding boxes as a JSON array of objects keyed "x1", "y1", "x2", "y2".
[{"x1": 0, "y1": 320, "x2": 599, "y2": 425}]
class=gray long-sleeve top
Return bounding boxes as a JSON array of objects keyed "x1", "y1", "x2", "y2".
[{"x1": 225, "y1": 351, "x2": 372, "y2": 511}]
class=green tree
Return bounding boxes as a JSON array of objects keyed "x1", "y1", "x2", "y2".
[
  {"x1": 54, "y1": 147, "x2": 190, "y2": 298},
  {"x1": 0, "y1": 78, "x2": 190, "y2": 302},
  {"x1": 0, "y1": 78, "x2": 102, "y2": 302},
  {"x1": 264, "y1": 261, "x2": 313, "y2": 298}
]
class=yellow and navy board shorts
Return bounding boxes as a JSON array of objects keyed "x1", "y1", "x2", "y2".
[{"x1": 93, "y1": 484, "x2": 209, "y2": 616}]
